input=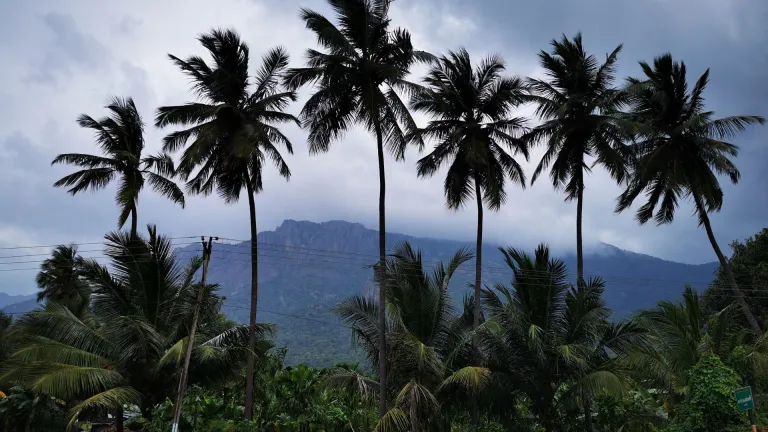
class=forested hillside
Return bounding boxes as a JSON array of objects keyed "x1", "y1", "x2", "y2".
[{"x1": 175, "y1": 219, "x2": 719, "y2": 365}]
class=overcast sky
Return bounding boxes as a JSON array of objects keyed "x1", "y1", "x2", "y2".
[{"x1": 1, "y1": 0, "x2": 766, "y2": 295}]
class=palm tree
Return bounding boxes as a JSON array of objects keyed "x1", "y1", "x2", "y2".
[
  {"x1": 524, "y1": 33, "x2": 630, "y2": 288},
  {"x1": 284, "y1": 0, "x2": 430, "y2": 417},
  {"x1": 411, "y1": 48, "x2": 528, "y2": 331},
  {"x1": 334, "y1": 241, "x2": 476, "y2": 431},
  {"x1": 616, "y1": 53, "x2": 766, "y2": 336},
  {"x1": 35, "y1": 244, "x2": 89, "y2": 317},
  {"x1": 481, "y1": 244, "x2": 638, "y2": 432},
  {"x1": 624, "y1": 285, "x2": 768, "y2": 418},
  {"x1": 155, "y1": 29, "x2": 297, "y2": 418},
  {"x1": 0, "y1": 226, "x2": 269, "y2": 432},
  {"x1": 409, "y1": 49, "x2": 528, "y2": 429},
  {"x1": 627, "y1": 287, "x2": 743, "y2": 400},
  {"x1": 52, "y1": 97, "x2": 185, "y2": 238}
]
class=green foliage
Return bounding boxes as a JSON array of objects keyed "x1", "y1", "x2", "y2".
[
  {"x1": 34, "y1": 244, "x2": 89, "y2": 315},
  {"x1": 481, "y1": 244, "x2": 646, "y2": 431},
  {"x1": 594, "y1": 389, "x2": 666, "y2": 432},
  {"x1": 336, "y1": 241, "x2": 476, "y2": 430},
  {"x1": 704, "y1": 228, "x2": 768, "y2": 325},
  {"x1": 0, "y1": 386, "x2": 68, "y2": 432},
  {"x1": 627, "y1": 285, "x2": 766, "y2": 405},
  {"x1": 1, "y1": 227, "x2": 269, "y2": 425},
  {"x1": 670, "y1": 354, "x2": 747, "y2": 432},
  {"x1": 140, "y1": 357, "x2": 376, "y2": 432}
]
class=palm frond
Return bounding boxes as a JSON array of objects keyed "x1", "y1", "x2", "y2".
[
  {"x1": 145, "y1": 172, "x2": 185, "y2": 207},
  {"x1": 66, "y1": 386, "x2": 142, "y2": 429},
  {"x1": 53, "y1": 168, "x2": 116, "y2": 195},
  {"x1": 438, "y1": 366, "x2": 492, "y2": 396}
]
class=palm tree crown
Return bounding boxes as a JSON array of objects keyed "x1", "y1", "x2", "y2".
[
  {"x1": 35, "y1": 245, "x2": 90, "y2": 317},
  {"x1": 335, "y1": 241, "x2": 475, "y2": 431},
  {"x1": 283, "y1": 0, "x2": 429, "y2": 156},
  {"x1": 52, "y1": 97, "x2": 185, "y2": 236},
  {"x1": 526, "y1": 34, "x2": 629, "y2": 196},
  {"x1": 155, "y1": 30, "x2": 297, "y2": 199},
  {"x1": 412, "y1": 48, "x2": 528, "y2": 211},
  {"x1": 481, "y1": 244, "x2": 640, "y2": 432},
  {"x1": 617, "y1": 53, "x2": 765, "y2": 224}
]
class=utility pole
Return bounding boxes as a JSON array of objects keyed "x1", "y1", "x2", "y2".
[{"x1": 171, "y1": 236, "x2": 216, "y2": 432}]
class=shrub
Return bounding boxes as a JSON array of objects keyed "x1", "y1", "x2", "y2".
[{"x1": 671, "y1": 354, "x2": 748, "y2": 432}]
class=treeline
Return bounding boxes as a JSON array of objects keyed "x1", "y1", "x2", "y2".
[
  {"x1": 0, "y1": 0, "x2": 766, "y2": 430},
  {"x1": 2, "y1": 229, "x2": 768, "y2": 431}
]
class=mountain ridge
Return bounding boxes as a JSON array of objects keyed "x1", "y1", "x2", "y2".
[
  {"x1": 0, "y1": 292, "x2": 35, "y2": 309},
  {"x1": 183, "y1": 219, "x2": 719, "y2": 365},
  {"x1": 2, "y1": 219, "x2": 720, "y2": 365}
]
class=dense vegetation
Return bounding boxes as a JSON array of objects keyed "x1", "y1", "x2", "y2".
[{"x1": 1, "y1": 0, "x2": 766, "y2": 430}]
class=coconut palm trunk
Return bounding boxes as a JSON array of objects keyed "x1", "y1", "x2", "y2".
[
  {"x1": 244, "y1": 177, "x2": 259, "y2": 419},
  {"x1": 375, "y1": 121, "x2": 388, "y2": 418},
  {"x1": 694, "y1": 195, "x2": 762, "y2": 336},
  {"x1": 116, "y1": 407, "x2": 124, "y2": 432},
  {"x1": 473, "y1": 180, "x2": 483, "y2": 327},
  {"x1": 576, "y1": 179, "x2": 585, "y2": 287},
  {"x1": 577, "y1": 179, "x2": 593, "y2": 432},
  {"x1": 130, "y1": 204, "x2": 138, "y2": 238},
  {"x1": 471, "y1": 178, "x2": 483, "y2": 429}
]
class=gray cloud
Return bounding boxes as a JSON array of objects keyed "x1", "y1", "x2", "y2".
[
  {"x1": 26, "y1": 12, "x2": 110, "y2": 84},
  {"x1": 117, "y1": 16, "x2": 143, "y2": 36},
  {"x1": 0, "y1": 0, "x2": 766, "y2": 294}
]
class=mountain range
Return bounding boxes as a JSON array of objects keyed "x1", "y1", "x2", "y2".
[
  {"x1": 2, "y1": 219, "x2": 719, "y2": 366},
  {"x1": 0, "y1": 292, "x2": 36, "y2": 313}
]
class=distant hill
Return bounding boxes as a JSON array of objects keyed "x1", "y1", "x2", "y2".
[
  {"x1": 0, "y1": 292, "x2": 35, "y2": 311},
  {"x1": 0, "y1": 297, "x2": 38, "y2": 316},
  {"x1": 175, "y1": 219, "x2": 719, "y2": 366}
]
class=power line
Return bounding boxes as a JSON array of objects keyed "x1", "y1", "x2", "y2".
[
  {"x1": 0, "y1": 235, "x2": 737, "y2": 289},
  {"x1": 0, "y1": 240, "x2": 203, "y2": 260},
  {"x1": 2, "y1": 234, "x2": 767, "y2": 295},
  {"x1": 1, "y1": 244, "x2": 766, "y2": 292},
  {"x1": 0, "y1": 236, "x2": 200, "y2": 251}
]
